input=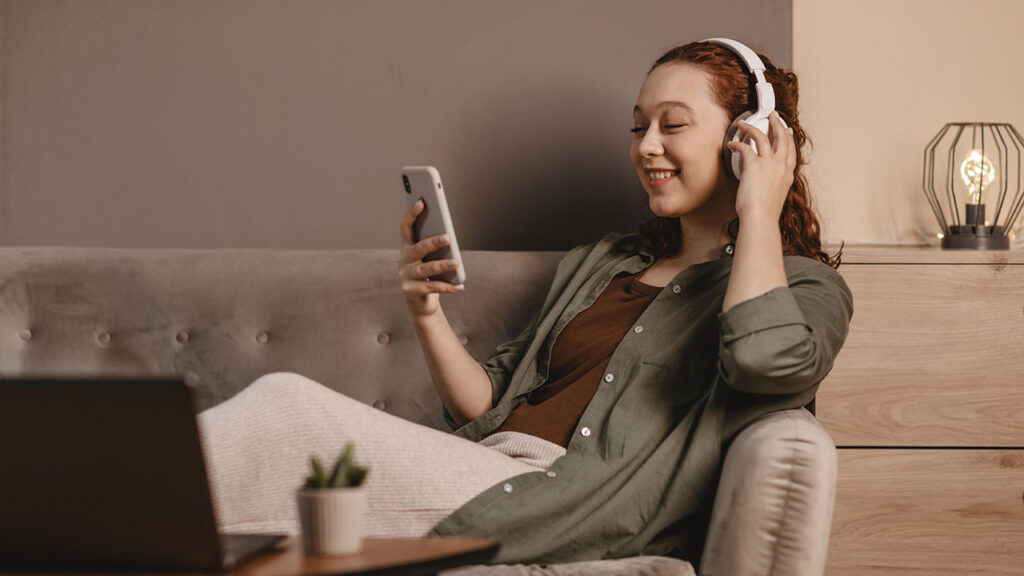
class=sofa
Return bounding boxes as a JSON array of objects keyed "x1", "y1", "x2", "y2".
[{"x1": 0, "y1": 246, "x2": 837, "y2": 576}]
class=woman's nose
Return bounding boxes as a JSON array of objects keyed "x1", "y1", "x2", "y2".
[{"x1": 637, "y1": 129, "x2": 664, "y2": 157}]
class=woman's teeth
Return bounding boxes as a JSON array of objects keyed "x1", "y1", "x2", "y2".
[{"x1": 648, "y1": 170, "x2": 678, "y2": 182}]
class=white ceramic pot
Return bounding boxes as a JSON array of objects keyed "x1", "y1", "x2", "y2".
[{"x1": 296, "y1": 486, "x2": 366, "y2": 556}]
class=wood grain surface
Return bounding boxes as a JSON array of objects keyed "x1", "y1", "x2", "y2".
[
  {"x1": 829, "y1": 245, "x2": 1024, "y2": 265},
  {"x1": 235, "y1": 536, "x2": 499, "y2": 576},
  {"x1": 817, "y1": 261, "x2": 1024, "y2": 447},
  {"x1": 828, "y1": 449, "x2": 1024, "y2": 576}
]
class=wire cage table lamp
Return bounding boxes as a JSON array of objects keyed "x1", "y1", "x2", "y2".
[{"x1": 922, "y1": 122, "x2": 1024, "y2": 249}]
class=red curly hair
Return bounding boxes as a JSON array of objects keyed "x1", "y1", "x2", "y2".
[{"x1": 637, "y1": 41, "x2": 841, "y2": 269}]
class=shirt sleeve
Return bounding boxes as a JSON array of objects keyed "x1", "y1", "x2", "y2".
[
  {"x1": 716, "y1": 262, "x2": 854, "y2": 395},
  {"x1": 441, "y1": 311, "x2": 541, "y2": 431},
  {"x1": 482, "y1": 310, "x2": 543, "y2": 398},
  {"x1": 441, "y1": 239, "x2": 604, "y2": 431}
]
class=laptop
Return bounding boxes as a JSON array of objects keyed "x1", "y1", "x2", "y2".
[{"x1": 0, "y1": 376, "x2": 287, "y2": 572}]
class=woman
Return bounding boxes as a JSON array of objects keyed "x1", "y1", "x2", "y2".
[{"x1": 199, "y1": 39, "x2": 852, "y2": 566}]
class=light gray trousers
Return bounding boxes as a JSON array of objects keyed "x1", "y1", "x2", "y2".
[{"x1": 196, "y1": 372, "x2": 566, "y2": 537}]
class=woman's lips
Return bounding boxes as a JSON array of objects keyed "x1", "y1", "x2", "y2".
[{"x1": 647, "y1": 170, "x2": 679, "y2": 189}]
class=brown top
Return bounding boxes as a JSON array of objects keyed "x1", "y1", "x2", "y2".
[{"x1": 491, "y1": 271, "x2": 661, "y2": 447}]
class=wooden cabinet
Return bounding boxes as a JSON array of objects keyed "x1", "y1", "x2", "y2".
[{"x1": 818, "y1": 247, "x2": 1024, "y2": 576}]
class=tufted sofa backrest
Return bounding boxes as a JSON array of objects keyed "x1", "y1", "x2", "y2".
[{"x1": 0, "y1": 248, "x2": 564, "y2": 431}]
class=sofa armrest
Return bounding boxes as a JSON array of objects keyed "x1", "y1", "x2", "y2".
[{"x1": 700, "y1": 408, "x2": 836, "y2": 576}]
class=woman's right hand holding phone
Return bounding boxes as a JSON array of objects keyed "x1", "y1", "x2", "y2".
[{"x1": 399, "y1": 199, "x2": 464, "y2": 321}]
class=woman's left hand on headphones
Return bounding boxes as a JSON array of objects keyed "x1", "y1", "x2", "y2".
[{"x1": 727, "y1": 110, "x2": 796, "y2": 221}]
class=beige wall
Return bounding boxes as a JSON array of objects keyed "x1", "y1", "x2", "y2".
[
  {"x1": 11, "y1": 1, "x2": 1020, "y2": 250},
  {"x1": 0, "y1": 0, "x2": 790, "y2": 250},
  {"x1": 1, "y1": 1, "x2": 7, "y2": 236},
  {"x1": 794, "y1": 0, "x2": 1024, "y2": 245}
]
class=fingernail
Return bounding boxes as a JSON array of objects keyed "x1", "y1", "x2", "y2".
[
  {"x1": 448, "y1": 259, "x2": 458, "y2": 267},
  {"x1": 453, "y1": 284, "x2": 465, "y2": 291}
]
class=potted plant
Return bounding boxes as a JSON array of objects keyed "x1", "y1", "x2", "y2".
[{"x1": 296, "y1": 443, "x2": 370, "y2": 556}]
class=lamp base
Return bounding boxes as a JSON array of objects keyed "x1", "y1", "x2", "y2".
[{"x1": 941, "y1": 225, "x2": 1009, "y2": 250}]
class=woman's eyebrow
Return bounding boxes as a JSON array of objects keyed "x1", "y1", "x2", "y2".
[{"x1": 633, "y1": 101, "x2": 695, "y2": 115}]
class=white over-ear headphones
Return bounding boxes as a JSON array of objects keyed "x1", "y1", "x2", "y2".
[{"x1": 702, "y1": 37, "x2": 787, "y2": 179}]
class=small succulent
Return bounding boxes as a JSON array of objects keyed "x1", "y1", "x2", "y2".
[{"x1": 304, "y1": 443, "x2": 369, "y2": 489}]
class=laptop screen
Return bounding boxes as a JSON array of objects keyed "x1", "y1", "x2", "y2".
[{"x1": 0, "y1": 376, "x2": 228, "y2": 571}]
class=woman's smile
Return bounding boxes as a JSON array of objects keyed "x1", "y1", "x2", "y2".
[{"x1": 646, "y1": 169, "x2": 680, "y2": 187}]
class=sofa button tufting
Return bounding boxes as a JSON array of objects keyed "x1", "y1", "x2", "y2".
[
  {"x1": 546, "y1": 470, "x2": 557, "y2": 478},
  {"x1": 97, "y1": 331, "x2": 112, "y2": 345},
  {"x1": 377, "y1": 332, "x2": 390, "y2": 345},
  {"x1": 372, "y1": 400, "x2": 387, "y2": 411},
  {"x1": 176, "y1": 331, "x2": 190, "y2": 344},
  {"x1": 458, "y1": 334, "x2": 469, "y2": 345},
  {"x1": 19, "y1": 329, "x2": 32, "y2": 341},
  {"x1": 256, "y1": 331, "x2": 269, "y2": 344}
]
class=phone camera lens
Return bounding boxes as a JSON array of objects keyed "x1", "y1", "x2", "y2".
[{"x1": 402, "y1": 175, "x2": 411, "y2": 194}]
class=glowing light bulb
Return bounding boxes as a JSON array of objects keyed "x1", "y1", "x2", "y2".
[{"x1": 959, "y1": 149, "x2": 996, "y2": 204}]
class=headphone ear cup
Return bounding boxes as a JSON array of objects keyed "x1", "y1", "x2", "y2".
[{"x1": 722, "y1": 110, "x2": 755, "y2": 180}]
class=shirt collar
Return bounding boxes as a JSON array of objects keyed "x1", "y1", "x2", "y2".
[
  {"x1": 626, "y1": 232, "x2": 735, "y2": 273},
  {"x1": 636, "y1": 242, "x2": 735, "y2": 261}
]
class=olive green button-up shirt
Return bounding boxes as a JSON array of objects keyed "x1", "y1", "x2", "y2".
[{"x1": 430, "y1": 232, "x2": 853, "y2": 565}]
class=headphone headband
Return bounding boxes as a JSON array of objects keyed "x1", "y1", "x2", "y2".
[
  {"x1": 701, "y1": 37, "x2": 776, "y2": 117},
  {"x1": 700, "y1": 38, "x2": 784, "y2": 179}
]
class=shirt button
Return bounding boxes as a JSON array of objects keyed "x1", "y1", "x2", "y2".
[
  {"x1": 672, "y1": 284, "x2": 682, "y2": 294},
  {"x1": 546, "y1": 470, "x2": 557, "y2": 478},
  {"x1": 503, "y1": 483, "x2": 514, "y2": 493},
  {"x1": 633, "y1": 325, "x2": 643, "y2": 334},
  {"x1": 580, "y1": 427, "x2": 592, "y2": 438},
  {"x1": 603, "y1": 373, "x2": 614, "y2": 383}
]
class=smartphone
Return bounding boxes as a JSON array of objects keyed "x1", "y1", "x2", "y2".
[{"x1": 402, "y1": 166, "x2": 466, "y2": 286}]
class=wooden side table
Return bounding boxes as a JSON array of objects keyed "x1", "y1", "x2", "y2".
[
  {"x1": 0, "y1": 537, "x2": 500, "y2": 576},
  {"x1": 234, "y1": 536, "x2": 500, "y2": 576}
]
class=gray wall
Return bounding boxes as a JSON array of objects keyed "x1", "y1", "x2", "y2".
[{"x1": 0, "y1": 0, "x2": 790, "y2": 250}]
